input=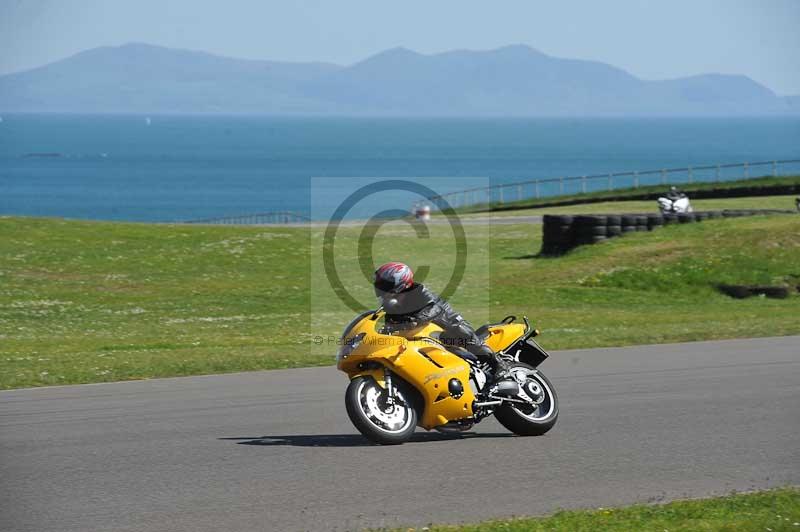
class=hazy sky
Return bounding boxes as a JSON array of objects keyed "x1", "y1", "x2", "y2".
[{"x1": 1, "y1": 0, "x2": 799, "y2": 94}]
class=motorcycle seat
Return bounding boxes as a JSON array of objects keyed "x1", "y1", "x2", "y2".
[{"x1": 476, "y1": 322, "x2": 502, "y2": 341}]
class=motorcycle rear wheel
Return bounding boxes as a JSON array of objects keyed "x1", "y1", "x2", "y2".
[
  {"x1": 345, "y1": 376, "x2": 417, "y2": 445},
  {"x1": 494, "y1": 366, "x2": 558, "y2": 436}
]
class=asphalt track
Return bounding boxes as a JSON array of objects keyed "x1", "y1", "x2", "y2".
[{"x1": 1, "y1": 336, "x2": 798, "y2": 531}]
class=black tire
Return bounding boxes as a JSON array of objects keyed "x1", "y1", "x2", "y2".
[
  {"x1": 678, "y1": 213, "x2": 695, "y2": 223},
  {"x1": 605, "y1": 215, "x2": 622, "y2": 226},
  {"x1": 575, "y1": 225, "x2": 607, "y2": 236},
  {"x1": 621, "y1": 214, "x2": 638, "y2": 226},
  {"x1": 574, "y1": 215, "x2": 608, "y2": 227},
  {"x1": 646, "y1": 214, "x2": 664, "y2": 228},
  {"x1": 576, "y1": 235, "x2": 607, "y2": 245},
  {"x1": 543, "y1": 224, "x2": 572, "y2": 238},
  {"x1": 621, "y1": 226, "x2": 637, "y2": 233},
  {"x1": 543, "y1": 233, "x2": 573, "y2": 248},
  {"x1": 607, "y1": 225, "x2": 623, "y2": 237},
  {"x1": 543, "y1": 214, "x2": 573, "y2": 226},
  {"x1": 345, "y1": 376, "x2": 417, "y2": 445},
  {"x1": 494, "y1": 366, "x2": 559, "y2": 436},
  {"x1": 663, "y1": 214, "x2": 678, "y2": 225},
  {"x1": 635, "y1": 224, "x2": 648, "y2": 232}
]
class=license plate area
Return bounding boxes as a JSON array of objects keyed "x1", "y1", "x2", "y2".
[{"x1": 505, "y1": 336, "x2": 549, "y2": 368}]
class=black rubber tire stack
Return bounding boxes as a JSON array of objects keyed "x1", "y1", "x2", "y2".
[
  {"x1": 646, "y1": 213, "x2": 664, "y2": 230},
  {"x1": 540, "y1": 215, "x2": 574, "y2": 256},
  {"x1": 539, "y1": 208, "x2": 795, "y2": 256},
  {"x1": 605, "y1": 214, "x2": 622, "y2": 237},
  {"x1": 573, "y1": 215, "x2": 609, "y2": 246},
  {"x1": 621, "y1": 214, "x2": 638, "y2": 234}
]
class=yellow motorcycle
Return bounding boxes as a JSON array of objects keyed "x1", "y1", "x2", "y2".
[{"x1": 336, "y1": 309, "x2": 558, "y2": 444}]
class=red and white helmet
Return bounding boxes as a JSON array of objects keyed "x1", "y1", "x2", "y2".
[{"x1": 374, "y1": 262, "x2": 414, "y2": 294}]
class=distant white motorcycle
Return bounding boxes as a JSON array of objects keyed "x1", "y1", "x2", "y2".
[{"x1": 657, "y1": 188, "x2": 693, "y2": 214}]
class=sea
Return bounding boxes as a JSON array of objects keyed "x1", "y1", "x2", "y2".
[{"x1": 1, "y1": 114, "x2": 799, "y2": 222}]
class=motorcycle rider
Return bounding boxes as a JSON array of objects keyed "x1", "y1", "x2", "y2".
[
  {"x1": 373, "y1": 262, "x2": 510, "y2": 378},
  {"x1": 666, "y1": 186, "x2": 685, "y2": 201}
]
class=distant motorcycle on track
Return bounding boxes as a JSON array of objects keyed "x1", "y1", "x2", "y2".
[{"x1": 657, "y1": 187, "x2": 693, "y2": 214}]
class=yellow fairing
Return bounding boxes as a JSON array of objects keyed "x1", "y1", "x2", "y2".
[
  {"x1": 483, "y1": 322, "x2": 528, "y2": 353},
  {"x1": 337, "y1": 313, "x2": 475, "y2": 430}
]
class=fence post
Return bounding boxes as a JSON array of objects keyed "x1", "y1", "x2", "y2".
[
  {"x1": 517, "y1": 184, "x2": 522, "y2": 202},
  {"x1": 715, "y1": 165, "x2": 720, "y2": 182},
  {"x1": 486, "y1": 188, "x2": 491, "y2": 205},
  {"x1": 535, "y1": 180, "x2": 540, "y2": 199},
  {"x1": 688, "y1": 166, "x2": 693, "y2": 184},
  {"x1": 499, "y1": 186, "x2": 504, "y2": 204},
  {"x1": 607, "y1": 174, "x2": 613, "y2": 190},
  {"x1": 772, "y1": 160, "x2": 777, "y2": 177},
  {"x1": 581, "y1": 176, "x2": 586, "y2": 194},
  {"x1": 744, "y1": 162, "x2": 749, "y2": 179},
  {"x1": 661, "y1": 169, "x2": 666, "y2": 185},
  {"x1": 633, "y1": 171, "x2": 639, "y2": 188},
  {"x1": 559, "y1": 177, "x2": 564, "y2": 195}
]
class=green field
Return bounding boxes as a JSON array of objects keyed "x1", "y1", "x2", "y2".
[
  {"x1": 1, "y1": 210, "x2": 799, "y2": 389},
  {"x1": 404, "y1": 488, "x2": 800, "y2": 532}
]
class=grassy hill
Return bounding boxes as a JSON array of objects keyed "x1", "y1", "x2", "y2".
[{"x1": 1, "y1": 212, "x2": 799, "y2": 389}]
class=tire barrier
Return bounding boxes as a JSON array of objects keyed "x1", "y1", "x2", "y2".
[{"x1": 540, "y1": 209, "x2": 797, "y2": 256}]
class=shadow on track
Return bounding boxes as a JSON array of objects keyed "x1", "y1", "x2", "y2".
[{"x1": 220, "y1": 432, "x2": 515, "y2": 447}]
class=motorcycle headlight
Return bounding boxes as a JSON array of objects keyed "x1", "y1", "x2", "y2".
[{"x1": 337, "y1": 332, "x2": 366, "y2": 361}]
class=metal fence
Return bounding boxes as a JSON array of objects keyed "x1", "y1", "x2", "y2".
[
  {"x1": 186, "y1": 211, "x2": 310, "y2": 225},
  {"x1": 427, "y1": 159, "x2": 800, "y2": 210}
]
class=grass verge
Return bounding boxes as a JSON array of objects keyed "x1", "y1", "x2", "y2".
[
  {"x1": 1, "y1": 211, "x2": 799, "y2": 389},
  {"x1": 398, "y1": 487, "x2": 800, "y2": 532}
]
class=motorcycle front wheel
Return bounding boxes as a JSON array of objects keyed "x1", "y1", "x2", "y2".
[
  {"x1": 345, "y1": 376, "x2": 417, "y2": 445},
  {"x1": 494, "y1": 366, "x2": 559, "y2": 436}
]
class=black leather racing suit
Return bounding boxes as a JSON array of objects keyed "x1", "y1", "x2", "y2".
[{"x1": 381, "y1": 283, "x2": 495, "y2": 362}]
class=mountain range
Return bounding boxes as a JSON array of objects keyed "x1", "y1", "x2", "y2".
[{"x1": 0, "y1": 42, "x2": 796, "y2": 116}]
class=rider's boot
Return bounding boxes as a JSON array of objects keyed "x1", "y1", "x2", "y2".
[{"x1": 471, "y1": 344, "x2": 513, "y2": 382}]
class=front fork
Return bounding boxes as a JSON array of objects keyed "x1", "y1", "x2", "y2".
[
  {"x1": 383, "y1": 367, "x2": 395, "y2": 408},
  {"x1": 352, "y1": 364, "x2": 396, "y2": 410}
]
